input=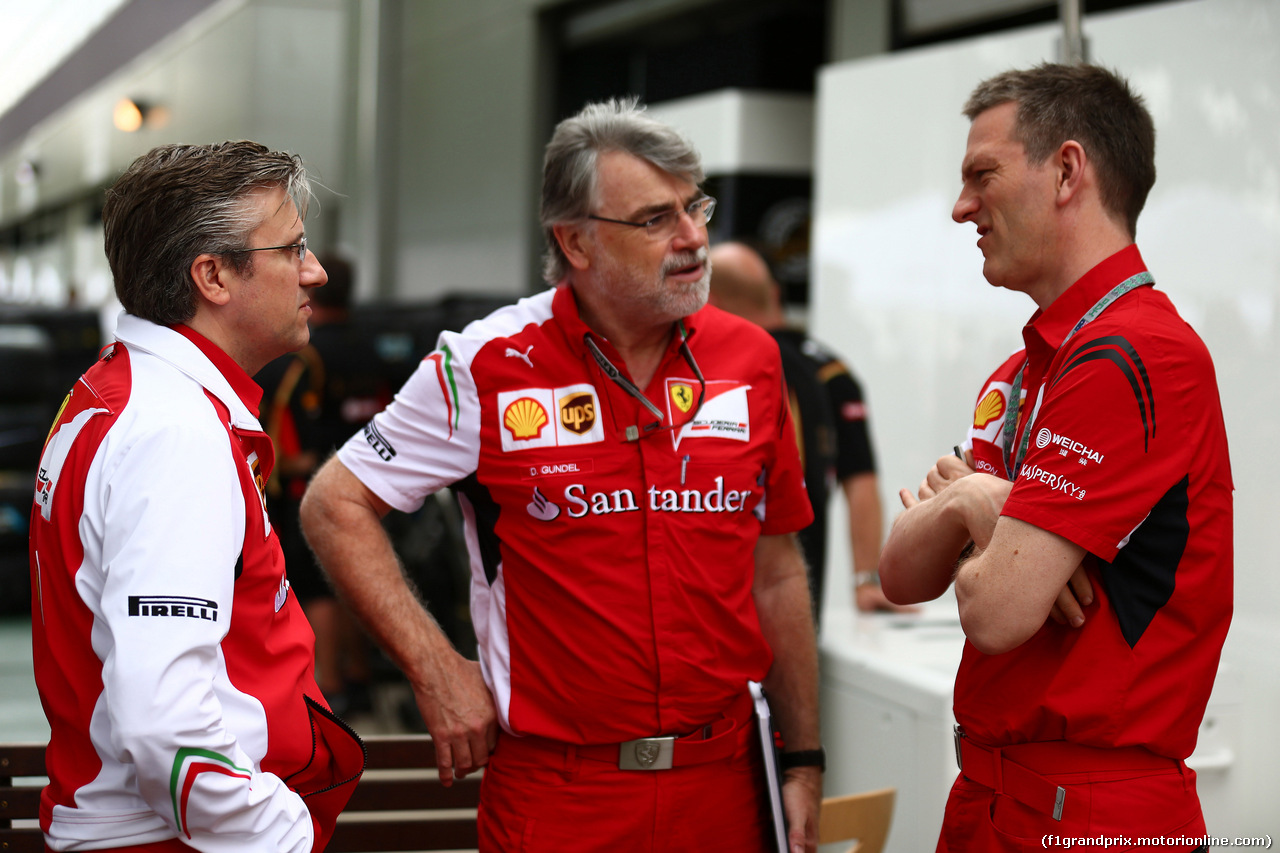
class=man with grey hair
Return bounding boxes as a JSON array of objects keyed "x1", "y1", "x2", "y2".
[
  {"x1": 29, "y1": 141, "x2": 365, "y2": 852},
  {"x1": 303, "y1": 98, "x2": 822, "y2": 851},
  {"x1": 880, "y1": 64, "x2": 1230, "y2": 850}
]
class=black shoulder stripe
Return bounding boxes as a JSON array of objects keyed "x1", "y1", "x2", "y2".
[{"x1": 1052, "y1": 335, "x2": 1155, "y2": 451}]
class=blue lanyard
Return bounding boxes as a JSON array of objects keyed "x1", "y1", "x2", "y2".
[{"x1": 1002, "y1": 272, "x2": 1153, "y2": 480}]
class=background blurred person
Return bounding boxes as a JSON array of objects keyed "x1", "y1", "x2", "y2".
[{"x1": 709, "y1": 240, "x2": 913, "y2": 618}]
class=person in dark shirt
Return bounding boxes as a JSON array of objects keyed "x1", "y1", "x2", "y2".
[
  {"x1": 259, "y1": 254, "x2": 389, "y2": 713},
  {"x1": 709, "y1": 241, "x2": 914, "y2": 616}
]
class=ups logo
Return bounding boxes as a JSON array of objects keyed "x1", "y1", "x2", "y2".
[{"x1": 559, "y1": 392, "x2": 596, "y2": 435}]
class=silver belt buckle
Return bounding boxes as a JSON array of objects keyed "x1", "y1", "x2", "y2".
[
  {"x1": 953, "y1": 725, "x2": 964, "y2": 771},
  {"x1": 618, "y1": 736, "x2": 675, "y2": 770}
]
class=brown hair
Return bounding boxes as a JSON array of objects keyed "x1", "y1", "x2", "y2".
[
  {"x1": 964, "y1": 63, "x2": 1155, "y2": 237},
  {"x1": 102, "y1": 141, "x2": 312, "y2": 324}
]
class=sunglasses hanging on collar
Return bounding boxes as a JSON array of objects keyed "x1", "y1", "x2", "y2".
[{"x1": 583, "y1": 321, "x2": 706, "y2": 442}]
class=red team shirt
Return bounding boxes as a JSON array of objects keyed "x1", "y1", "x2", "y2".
[
  {"x1": 959, "y1": 245, "x2": 1233, "y2": 759},
  {"x1": 338, "y1": 285, "x2": 813, "y2": 744},
  {"x1": 29, "y1": 317, "x2": 362, "y2": 852}
]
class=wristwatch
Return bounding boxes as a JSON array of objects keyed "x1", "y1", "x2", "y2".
[{"x1": 780, "y1": 747, "x2": 826, "y2": 773}]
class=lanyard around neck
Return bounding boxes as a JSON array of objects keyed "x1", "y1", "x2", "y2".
[
  {"x1": 584, "y1": 320, "x2": 706, "y2": 442},
  {"x1": 1002, "y1": 271, "x2": 1153, "y2": 480}
]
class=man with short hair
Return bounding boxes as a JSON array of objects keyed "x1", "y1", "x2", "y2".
[
  {"x1": 879, "y1": 65, "x2": 1232, "y2": 851},
  {"x1": 29, "y1": 141, "x2": 364, "y2": 852},
  {"x1": 302, "y1": 99, "x2": 822, "y2": 852},
  {"x1": 709, "y1": 240, "x2": 915, "y2": 619}
]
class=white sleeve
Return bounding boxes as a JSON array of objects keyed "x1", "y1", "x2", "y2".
[
  {"x1": 337, "y1": 334, "x2": 482, "y2": 512},
  {"x1": 97, "y1": 419, "x2": 314, "y2": 853}
]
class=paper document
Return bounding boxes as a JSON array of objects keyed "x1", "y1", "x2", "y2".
[{"x1": 749, "y1": 680, "x2": 788, "y2": 853}]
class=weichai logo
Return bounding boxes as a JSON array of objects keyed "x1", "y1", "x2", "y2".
[
  {"x1": 128, "y1": 595, "x2": 219, "y2": 622},
  {"x1": 504, "y1": 397, "x2": 549, "y2": 439},
  {"x1": 558, "y1": 392, "x2": 595, "y2": 435}
]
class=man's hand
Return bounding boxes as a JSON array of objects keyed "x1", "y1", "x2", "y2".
[
  {"x1": 855, "y1": 582, "x2": 921, "y2": 614},
  {"x1": 1047, "y1": 563, "x2": 1094, "y2": 628},
  {"x1": 917, "y1": 451, "x2": 975, "y2": 501},
  {"x1": 954, "y1": 473, "x2": 1011, "y2": 550},
  {"x1": 301, "y1": 458, "x2": 500, "y2": 786},
  {"x1": 781, "y1": 766, "x2": 821, "y2": 853},
  {"x1": 411, "y1": 656, "x2": 498, "y2": 786}
]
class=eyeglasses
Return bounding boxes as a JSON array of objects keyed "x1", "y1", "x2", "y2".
[
  {"x1": 589, "y1": 196, "x2": 716, "y2": 240},
  {"x1": 228, "y1": 235, "x2": 308, "y2": 262}
]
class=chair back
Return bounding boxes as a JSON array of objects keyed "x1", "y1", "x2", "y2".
[{"x1": 817, "y1": 787, "x2": 896, "y2": 853}]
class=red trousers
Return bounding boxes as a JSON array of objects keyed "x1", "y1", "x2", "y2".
[
  {"x1": 478, "y1": 718, "x2": 773, "y2": 852},
  {"x1": 937, "y1": 741, "x2": 1207, "y2": 852}
]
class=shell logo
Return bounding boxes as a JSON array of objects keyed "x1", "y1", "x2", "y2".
[
  {"x1": 504, "y1": 397, "x2": 549, "y2": 440},
  {"x1": 973, "y1": 389, "x2": 1005, "y2": 429}
]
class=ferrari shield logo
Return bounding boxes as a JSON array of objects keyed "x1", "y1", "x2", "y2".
[
  {"x1": 670, "y1": 384, "x2": 694, "y2": 413},
  {"x1": 634, "y1": 740, "x2": 661, "y2": 768}
]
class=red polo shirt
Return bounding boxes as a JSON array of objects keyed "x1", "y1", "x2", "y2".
[{"x1": 956, "y1": 245, "x2": 1233, "y2": 760}]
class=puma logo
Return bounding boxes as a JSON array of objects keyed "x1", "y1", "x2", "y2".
[{"x1": 505, "y1": 346, "x2": 534, "y2": 368}]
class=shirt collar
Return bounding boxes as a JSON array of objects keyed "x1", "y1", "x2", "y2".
[
  {"x1": 1024, "y1": 244, "x2": 1148, "y2": 352},
  {"x1": 552, "y1": 282, "x2": 701, "y2": 362},
  {"x1": 110, "y1": 312, "x2": 263, "y2": 428},
  {"x1": 171, "y1": 324, "x2": 264, "y2": 417}
]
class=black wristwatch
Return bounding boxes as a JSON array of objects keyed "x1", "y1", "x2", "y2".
[{"x1": 780, "y1": 747, "x2": 826, "y2": 773}]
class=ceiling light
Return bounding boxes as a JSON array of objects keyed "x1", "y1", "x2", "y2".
[{"x1": 113, "y1": 98, "x2": 148, "y2": 132}]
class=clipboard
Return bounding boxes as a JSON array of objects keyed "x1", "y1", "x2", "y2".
[{"x1": 749, "y1": 680, "x2": 788, "y2": 853}]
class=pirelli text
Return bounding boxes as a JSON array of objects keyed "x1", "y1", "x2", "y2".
[{"x1": 1043, "y1": 835, "x2": 1272, "y2": 849}]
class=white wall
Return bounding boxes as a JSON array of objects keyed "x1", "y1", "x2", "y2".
[
  {"x1": 389, "y1": 0, "x2": 545, "y2": 300},
  {"x1": 812, "y1": 0, "x2": 1279, "y2": 832},
  {"x1": 0, "y1": 0, "x2": 350, "y2": 315}
]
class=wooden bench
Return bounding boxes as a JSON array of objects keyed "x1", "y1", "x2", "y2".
[{"x1": 0, "y1": 735, "x2": 480, "y2": 852}]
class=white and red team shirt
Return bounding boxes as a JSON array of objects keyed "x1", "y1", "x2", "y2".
[
  {"x1": 956, "y1": 245, "x2": 1233, "y2": 759},
  {"x1": 29, "y1": 315, "x2": 363, "y2": 852},
  {"x1": 338, "y1": 285, "x2": 813, "y2": 743}
]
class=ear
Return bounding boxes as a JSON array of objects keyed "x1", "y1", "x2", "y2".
[
  {"x1": 1055, "y1": 140, "x2": 1088, "y2": 207},
  {"x1": 190, "y1": 253, "x2": 234, "y2": 307},
  {"x1": 553, "y1": 222, "x2": 593, "y2": 272}
]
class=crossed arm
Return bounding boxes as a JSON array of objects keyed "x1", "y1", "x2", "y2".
[
  {"x1": 879, "y1": 454, "x2": 1093, "y2": 654},
  {"x1": 299, "y1": 457, "x2": 498, "y2": 785}
]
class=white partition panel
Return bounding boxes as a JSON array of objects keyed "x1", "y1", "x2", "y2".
[{"x1": 812, "y1": 0, "x2": 1279, "y2": 844}]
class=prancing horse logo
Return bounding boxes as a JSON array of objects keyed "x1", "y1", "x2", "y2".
[
  {"x1": 632, "y1": 742, "x2": 660, "y2": 768},
  {"x1": 634, "y1": 740, "x2": 661, "y2": 768}
]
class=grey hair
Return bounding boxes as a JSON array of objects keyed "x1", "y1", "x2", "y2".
[
  {"x1": 102, "y1": 140, "x2": 313, "y2": 325},
  {"x1": 540, "y1": 96, "x2": 705, "y2": 284}
]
